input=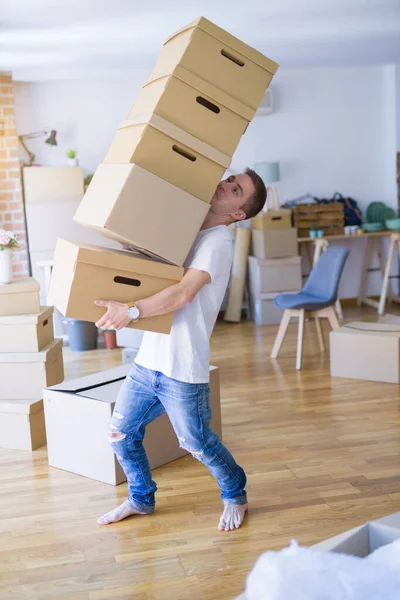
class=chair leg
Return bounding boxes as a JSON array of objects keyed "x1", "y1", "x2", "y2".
[
  {"x1": 326, "y1": 306, "x2": 340, "y2": 330},
  {"x1": 271, "y1": 310, "x2": 292, "y2": 359},
  {"x1": 315, "y1": 316, "x2": 325, "y2": 352},
  {"x1": 296, "y1": 309, "x2": 305, "y2": 370}
]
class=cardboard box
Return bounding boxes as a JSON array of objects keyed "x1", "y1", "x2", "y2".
[
  {"x1": 0, "y1": 398, "x2": 46, "y2": 451},
  {"x1": 103, "y1": 113, "x2": 230, "y2": 203},
  {"x1": 0, "y1": 277, "x2": 40, "y2": 316},
  {"x1": 0, "y1": 306, "x2": 54, "y2": 353},
  {"x1": 330, "y1": 322, "x2": 400, "y2": 384},
  {"x1": 252, "y1": 228, "x2": 298, "y2": 259},
  {"x1": 44, "y1": 364, "x2": 221, "y2": 485},
  {"x1": 312, "y1": 521, "x2": 400, "y2": 557},
  {"x1": 73, "y1": 163, "x2": 209, "y2": 266},
  {"x1": 146, "y1": 16, "x2": 278, "y2": 111},
  {"x1": 250, "y1": 293, "x2": 285, "y2": 326},
  {"x1": 23, "y1": 167, "x2": 84, "y2": 204},
  {"x1": 130, "y1": 66, "x2": 252, "y2": 155},
  {"x1": 248, "y1": 255, "x2": 303, "y2": 295},
  {"x1": 48, "y1": 238, "x2": 184, "y2": 335},
  {"x1": 251, "y1": 209, "x2": 292, "y2": 230},
  {"x1": 0, "y1": 338, "x2": 64, "y2": 400}
]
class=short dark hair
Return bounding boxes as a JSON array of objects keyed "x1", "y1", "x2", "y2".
[{"x1": 240, "y1": 168, "x2": 267, "y2": 220}]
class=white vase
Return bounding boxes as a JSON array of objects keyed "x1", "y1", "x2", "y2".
[
  {"x1": 68, "y1": 157, "x2": 79, "y2": 167},
  {"x1": 0, "y1": 248, "x2": 13, "y2": 285}
]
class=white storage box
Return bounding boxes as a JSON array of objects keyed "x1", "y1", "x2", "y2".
[
  {"x1": 248, "y1": 255, "x2": 302, "y2": 295},
  {"x1": 116, "y1": 328, "x2": 144, "y2": 349},
  {"x1": 250, "y1": 293, "x2": 291, "y2": 326},
  {"x1": 44, "y1": 364, "x2": 221, "y2": 486},
  {"x1": 0, "y1": 306, "x2": 54, "y2": 353},
  {"x1": 122, "y1": 347, "x2": 139, "y2": 364},
  {"x1": 0, "y1": 398, "x2": 46, "y2": 451},
  {"x1": 0, "y1": 278, "x2": 40, "y2": 316}
]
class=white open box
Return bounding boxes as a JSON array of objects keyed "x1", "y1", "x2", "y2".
[{"x1": 44, "y1": 364, "x2": 221, "y2": 486}]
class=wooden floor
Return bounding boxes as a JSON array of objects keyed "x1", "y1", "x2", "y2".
[{"x1": 2, "y1": 307, "x2": 400, "y2": 600}]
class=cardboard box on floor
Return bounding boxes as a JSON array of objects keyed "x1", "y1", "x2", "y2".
[
  {"x1": 330, "y1": 321, "x2": 400, "y2": 384},
  {"x1": 0, "y1": 398, "x2": 46, "y2": 451},
  {"x1": 44, "y1": 364, "x2": 221, "y2": 486},
  {"x1": 130, "y1": 66, "x2": 253, "y2": 156},
  {"x1": 48, "y1": 238, "x2": 184, "y2": 335},
  {"x1": 312, "y1": 512, "x2": 400, "y2": 556},
  {"x1": 103, "y1": 113, "x2": 230, "y2": 203},
  {"x1": 0, "y1": 306, "x2": 54, "y2": 353},
  {"x1": 0, "y1": 278, "x2": 40, "y2": 316},
  {"x1": 0, "y1": 338, "x2": 64, "y2": 400},
  {"x1": 147, "y1": 16, "x2": 278, "y2": 112},
  {"x1": 251, "y1": 228, "x2": 298, "y2": 260},
  {"x1": 250, "y1": 293, "x2": 299, "y2": 326},
  {"x1": 73, "y1": 163, "x2": 210, "y2": 266}
]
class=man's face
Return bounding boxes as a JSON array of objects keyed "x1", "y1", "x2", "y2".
[{"x1": 210, "y1": 173, "x2": 255, "y2": 220}]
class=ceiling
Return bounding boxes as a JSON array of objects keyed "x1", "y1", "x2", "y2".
[{"x1": 1, "y1": 0, "x2": 400, "y2": 81}]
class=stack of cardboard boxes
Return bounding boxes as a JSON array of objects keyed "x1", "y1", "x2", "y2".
[
  {"x1": 49, "y1": 17, "x2": 279, "y2": 333},
  {"x1": 248, "y1": 204, "x2": 302, "y2": 325},
  {"x1": 0, "y1": 278, "x2": 64, "y2": 451}
]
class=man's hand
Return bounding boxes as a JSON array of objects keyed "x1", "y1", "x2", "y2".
[{"x1": 94, "y1": 300, "x2": 132, "y2": 330}]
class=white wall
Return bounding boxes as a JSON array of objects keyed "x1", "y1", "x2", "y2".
[{"x1": 14, "y1": 65, "x2": 399, "y2": 298}]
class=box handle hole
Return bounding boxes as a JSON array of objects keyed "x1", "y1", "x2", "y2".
[
  {"x1": 221, "y1": 49, "x2": 245, "y2": 67},
  {"x1": 196, "y1": 96, "x2": 220, "y2": 114},
  {"x1": 114, "y1": 276, "x2": 141, "y2": 287},
  {"x1": 172, "y1": 145, "x2": 196, "y2": 162},
  {"x1": 272, "y1": 217, "x2": 282, "y2": 221},
  {"x1": 42, "y1": 319, "x2": 48, "y2": 327}
]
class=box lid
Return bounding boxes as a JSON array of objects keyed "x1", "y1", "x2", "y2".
[
  {"x1": 118, "y1": 113, "x2": 231, "y2": 168},
  {"x1": 0, "y1": 398, "x2": 43, "y2": 415},
  {"x1": 0, "y1": 277, "x2": 40, "y2": 296},
  {"x1": 0, "y1": 305, "x2": 53, "y2": 326},
  {"x1": 332, "y1": 322, "x2": 400, "y2": 339},
  {"x1": 249, "y1": 255, "x2": 302, "y2": 267},
  {"x1": 54, "y1": 238, "x2": 184, "y2": 282},
  {"x1": 143, "y1": 65, "x2": 254, "y2": 121},
  {"x1": 47, "y1": 364, "x2": 130, "y2": 402},
  {"x1": 165, "y1": 16, "x2": 279, "y2": 75},
  {"x1": 0, "y1": 338, "x2": 62, "y2": 363}
]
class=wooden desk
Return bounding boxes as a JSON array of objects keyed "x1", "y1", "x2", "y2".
[{"x1": 297, "y1": 231, "x2": 399, "y2": 314}]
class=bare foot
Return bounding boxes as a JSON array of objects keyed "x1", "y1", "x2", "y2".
[
  {"x1": 218, "y1": 503, "x2": 248, "y2": 531},
  {"x1": 97, "y1": 500, "x2": 148, "y2": 525}
]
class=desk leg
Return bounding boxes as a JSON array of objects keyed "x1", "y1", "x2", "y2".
[
  {"x1": 375, "y1": 237, "x2": 392, "y2": 304},
  {"x1": 378, "y1": 235, "x2": 398, "y2": 315},
  {"x1": 357, "y1": 236, "x2": 372, "y2": 306}
]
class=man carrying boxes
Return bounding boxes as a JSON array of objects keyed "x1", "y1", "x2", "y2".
[
  {"x1": 49, "y1": 16, "x2": 278, "y2": 531},
  {"x1": 95, "y1": 169, "x2": 266, "y2": 531}
]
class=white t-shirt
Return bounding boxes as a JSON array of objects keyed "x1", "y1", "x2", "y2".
[{"x1": 134, "y1": 225, "x2": 234, "y2": 383}]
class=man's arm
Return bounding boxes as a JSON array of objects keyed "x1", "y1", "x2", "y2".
[{"x1": 94, "y1": 268, "x2": 210, "y2": 330}]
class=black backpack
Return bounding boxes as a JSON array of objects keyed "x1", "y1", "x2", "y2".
[{"x1": 330, "y1": 192, "x2": 362, "y2": 226}]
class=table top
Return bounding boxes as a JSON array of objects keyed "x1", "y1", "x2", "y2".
[{"x1": 297, "y1": 231, "x2": 395, "y2": 242}]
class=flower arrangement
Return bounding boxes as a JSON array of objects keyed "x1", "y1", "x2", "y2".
[{"x1": 0, "y1": 229, "x2": 20, "y2": 251}]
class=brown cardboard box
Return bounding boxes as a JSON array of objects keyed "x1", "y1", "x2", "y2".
[
  {"x1": 330, "y1": 322, "x2": 400, "y2": 384},
  {"x1": 251, "y1": 209, "x2": 292, "y2": 230},
  {"x1": 23, "y1": 166, "x2": 84, "y2": 204},
  {"x1": 43, "y1": 364, "x2": 221, "y2": 485},
  {"x1": 251, "y1": 228, "x2": 298, "y2": 259},
  {"x1": 248, "y1": 255, "x2": 303, "y2": 295},
  {"x1": 0, "y1": 306, "x2": 54, "y2": 353},
  {"x1": 103, "y1": 113, "x2": 230, "y2": 203},
  {"x1": 130, "y1": 66, "x2": 253, "y2": 155},
  {"x1": 0, "y1": 338, "x2": 64, "y2": 400},
  {"x1": 146, "y1": 16, "x2": 279, "y2": 111},
  {"x1": 74, "y1": 163, "x2": 209, "y2": 266},
  {"x1": 0, "y1": 398, "x2": 46, "y2": 451},
  {"x1": 0, "y1": 278, "x2": 40, "y2": 316},
  {"x1": 48, "y1": 238, "x2": 184, "y2": 334}
]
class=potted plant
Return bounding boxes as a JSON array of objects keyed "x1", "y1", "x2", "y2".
[
  {"x1": 0, "y1": 230, "x2": 20, "y2": 285},
  {"x1": 66, "y1": 148, "x2": 79, "y2": 166},
  {"x1": 103, "y1": 329, "x2": 118, "y2": 350}
]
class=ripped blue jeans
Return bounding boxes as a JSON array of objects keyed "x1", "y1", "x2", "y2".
[{"x1": 108, "y1": 363, "x2": 247, "y2": 513}]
